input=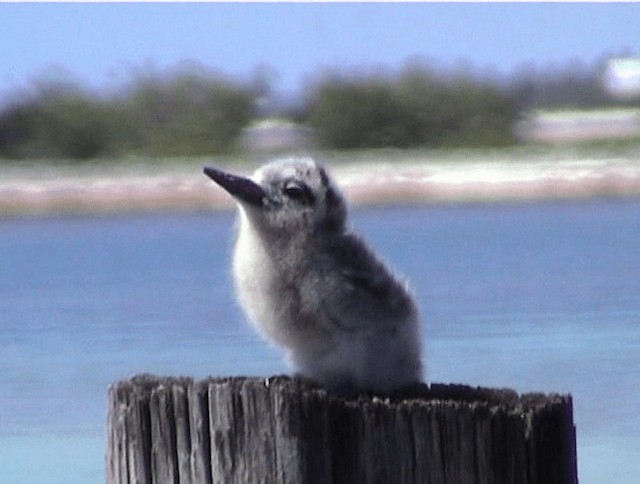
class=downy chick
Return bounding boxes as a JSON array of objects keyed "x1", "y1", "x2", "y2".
[{"x1": 204, "y1": 157, "x2": 423, "y2": 394}]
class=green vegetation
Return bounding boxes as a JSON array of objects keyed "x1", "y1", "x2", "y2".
[
  {"x1": 0, "y1": 69, "x2": 257, "y2": 161},
  {"x1": 1, "y1": 60, "x2": 637, "y2": 161},
  {"x1": 301, "y1": 69, "x2": 516, "y2": 149},
  {"x1": 0, "y1": 91, "x2": 125, "y2": 160}
]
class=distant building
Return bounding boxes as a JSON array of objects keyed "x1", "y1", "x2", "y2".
[
  {"x1": 516, "y1": 108, "x2": 640, "y2": 143},
  {"x1": 603, "y1": 58, "x2": 640, "y2": 101},
  {"x1": 241, "y1": 118, "x2": 317, "y2": 153}
]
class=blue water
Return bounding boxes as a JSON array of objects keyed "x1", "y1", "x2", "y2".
[{"x1": 1, "y1": 200, "x2": 639, "y2": 483}]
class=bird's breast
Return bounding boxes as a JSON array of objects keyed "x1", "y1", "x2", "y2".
[{"x1": 232, "y1": 223, "x2": 310, "y2": 347}]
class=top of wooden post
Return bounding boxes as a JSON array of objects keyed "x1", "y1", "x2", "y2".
[
  {"x1": 107, "y1": 374, "x2": 577, "y2": 484},
  {"x1": 111, "y1": 372, "x2": 571, "y2": 411}
]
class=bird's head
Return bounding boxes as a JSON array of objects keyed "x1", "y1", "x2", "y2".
[{"x1": 204, "y1": 157, "x2": 347, "y2": 239}]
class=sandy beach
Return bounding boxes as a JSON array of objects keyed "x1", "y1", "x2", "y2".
[{"x1": 1, "y1": 150, "x2": 639, "y2": 216}]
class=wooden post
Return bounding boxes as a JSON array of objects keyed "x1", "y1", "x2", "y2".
[{"x1": 107, "y1": 374, "x2": 577, "y2": 484}]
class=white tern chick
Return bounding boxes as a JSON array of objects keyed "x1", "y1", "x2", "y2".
[{"x1": 204, "y1": 157, "x2": 423, "y2": 394}]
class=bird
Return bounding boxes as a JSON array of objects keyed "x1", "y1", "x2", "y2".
[{"x1": 203, "y1": 157, "x2": 423, "y2": 395}]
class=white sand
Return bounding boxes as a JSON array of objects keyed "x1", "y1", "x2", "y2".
[{"x1": 1, "y1": 153, "x2": 639, "y2": 216}]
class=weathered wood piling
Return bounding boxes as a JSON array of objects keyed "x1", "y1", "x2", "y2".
[{"x1": 107, "y1": 374, "x2": 577, "y2": 484}]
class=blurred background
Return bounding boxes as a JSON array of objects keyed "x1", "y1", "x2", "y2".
[
  {"x1": 1, "y1": 3, "x2": 639, "y2": 162},
  {"x1": 1, "y1": 3, "x2": 639, "y2": 483}
]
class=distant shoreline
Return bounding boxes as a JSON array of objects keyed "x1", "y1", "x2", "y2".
[{"x1": 1, "y1": 152, "x2": 639, "y2": 217}]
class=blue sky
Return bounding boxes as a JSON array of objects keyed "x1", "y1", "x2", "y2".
[{"x1": 1, "y1": 3, "x2": 639, "y2": 100}]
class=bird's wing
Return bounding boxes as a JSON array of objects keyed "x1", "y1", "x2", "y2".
[{"x1": 310, "y1": 234, "x2": 415, "y2": 332}]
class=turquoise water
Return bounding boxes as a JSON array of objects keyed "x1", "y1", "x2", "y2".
[{"x1": 1, "y1": 200, "x2": 639, "y2": 483}]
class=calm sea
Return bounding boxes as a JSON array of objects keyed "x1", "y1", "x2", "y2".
[{"x1": 1, "y1": 199, "x2": 639, "y2": 483}]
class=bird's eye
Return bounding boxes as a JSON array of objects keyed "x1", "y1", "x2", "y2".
[{"x1": 283, "y1": 182, "x2": 314, "y2": 204}]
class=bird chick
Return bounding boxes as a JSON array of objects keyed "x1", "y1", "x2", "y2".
[{"x1": 204, "y1": 157, "x2": 423, "y2": 394}]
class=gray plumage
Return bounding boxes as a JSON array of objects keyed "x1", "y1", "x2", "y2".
[{"x1": 204, "y1": 157, "x2": 423, "y2": 394}]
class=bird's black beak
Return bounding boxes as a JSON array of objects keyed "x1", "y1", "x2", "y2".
[{"x1": 203, "y1": 166, "x2": 266, "y2": 207}]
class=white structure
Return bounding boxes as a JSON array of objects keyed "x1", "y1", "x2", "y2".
[
  {"x1": 241, "y1": 118, "x2": 316, "y2": 153},
  {"x1": 603, "y1": 58, "x2": 640, "y2": 101},
  {"x1": 516, "y1": 108, "x2": 640, "y2": 143}
]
